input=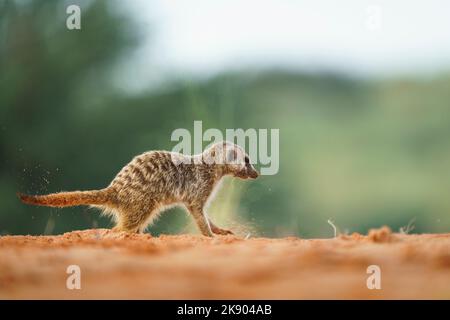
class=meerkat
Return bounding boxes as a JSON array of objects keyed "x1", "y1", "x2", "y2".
[{"x1": 18, "y1": 141, "x2": 259, "y2": 236}]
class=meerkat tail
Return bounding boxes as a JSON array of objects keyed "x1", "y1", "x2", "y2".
[{"x1": 17, "y1": 188, "x2": 112, "y2": 208}]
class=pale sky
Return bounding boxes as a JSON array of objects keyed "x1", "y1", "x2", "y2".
[{"x1": 121, "y1": 0, "x2": 450, "y2": 84}]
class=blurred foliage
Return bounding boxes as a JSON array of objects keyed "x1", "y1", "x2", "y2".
[{"x1": 1, "y1": 0, "x2": 449, "y2": 237}]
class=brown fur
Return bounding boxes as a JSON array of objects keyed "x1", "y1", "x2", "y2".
[{"x1": 18, "y1": 142, "x2": 259, "y2": 236}]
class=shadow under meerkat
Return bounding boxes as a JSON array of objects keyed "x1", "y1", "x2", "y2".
[{"x1": 18, "y1": 141, "x2": 259, "y2": 236}]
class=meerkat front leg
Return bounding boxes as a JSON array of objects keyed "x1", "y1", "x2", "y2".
[
  {"x1": 208, "y1": 219, "x2": 234, "y2": 235},
  {"x1": 187, "y1": 204, "x2": 214, "y2": 237}
]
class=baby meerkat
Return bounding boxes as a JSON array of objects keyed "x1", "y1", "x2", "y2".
[{"x1": 18, "y1": 141, "x2": 259, "y2": 236}]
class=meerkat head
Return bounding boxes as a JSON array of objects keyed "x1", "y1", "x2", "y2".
[{"x1": 203, "y1": 141, "x2": 259, "y2": 179}]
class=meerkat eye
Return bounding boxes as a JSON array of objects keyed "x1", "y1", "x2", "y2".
[{"x1": 245, "y1": 156, "x2": 249, "y2": 164}]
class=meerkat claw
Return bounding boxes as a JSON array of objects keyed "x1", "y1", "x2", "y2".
[{"x1": 212, "y1": 228, "x2": 234, "y2": 235}]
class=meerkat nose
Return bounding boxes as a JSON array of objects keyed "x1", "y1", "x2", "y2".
[{"x1": 250, "y1": 170, "x2": 259, "y2": 179}]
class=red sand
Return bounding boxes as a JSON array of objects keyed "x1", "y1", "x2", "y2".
[{"x1": 0, "y1": 227, "x2": 449, "y2": 299}]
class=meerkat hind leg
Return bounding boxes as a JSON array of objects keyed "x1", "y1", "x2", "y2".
[{"x1": 112, "y1": 208, "x2": 153, "y2": 234}]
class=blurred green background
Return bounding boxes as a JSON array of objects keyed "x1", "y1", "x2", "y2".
[{"x1": 1, "y1": 0, "x2": 449, "y2": 237}]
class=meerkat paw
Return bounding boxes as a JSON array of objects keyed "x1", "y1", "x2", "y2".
[
  {"x1": 111, "y1": 226, "x2": 138, "y2": 234},
  {"x1": 211, "y1": 226, "x2": 234, "y2": 235},
  {"x1": 111, "y1": 226, "x2": 123, "y2": 233}
]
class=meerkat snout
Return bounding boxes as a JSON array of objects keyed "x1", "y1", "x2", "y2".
[
  {"x1": 233, "y1": 153, "x2": 259, "y2": 180},
  {"x1": 241, "y1": 152, "x2": 259, "y2": 179}
]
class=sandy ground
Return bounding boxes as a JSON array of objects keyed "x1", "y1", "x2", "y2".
[{"x1": 0, "y1": 227, "x2": 449, "y2": 299}]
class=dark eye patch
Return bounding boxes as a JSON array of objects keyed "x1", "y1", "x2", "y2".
[{"x1": 245, "y1": 156, "x2": 249, "y2": 164}]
